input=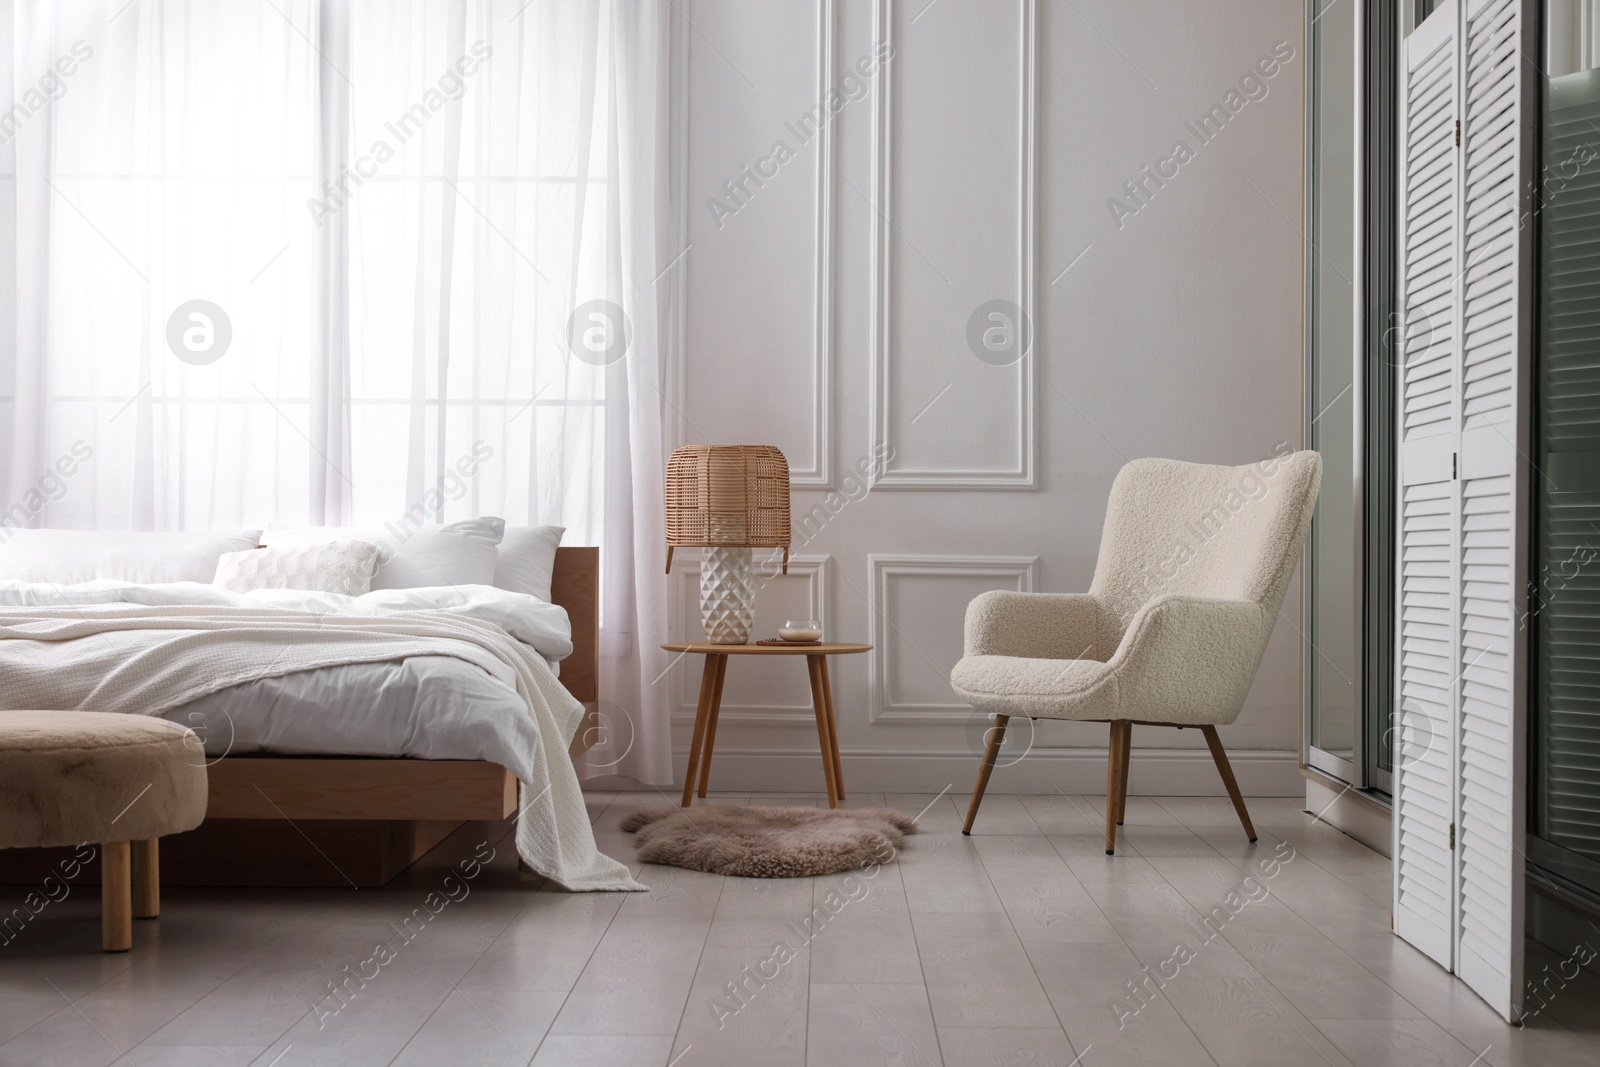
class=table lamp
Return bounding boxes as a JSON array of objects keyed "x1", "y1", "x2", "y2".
[{"x1": 665, "y1": 445, "x2": 791, "y2": 644}]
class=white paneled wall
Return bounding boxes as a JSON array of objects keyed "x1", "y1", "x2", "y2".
[{"x1": 663, "y1": 0, "x2": 1306, "y2": 795}]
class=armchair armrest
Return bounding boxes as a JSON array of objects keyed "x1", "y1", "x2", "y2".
[
  {"x1": 1107, "y1": 594, "x2": 1273, "y2": 723},
  {"x1": 963, "y1": 591, "x2": 1107, "y2": 660}
]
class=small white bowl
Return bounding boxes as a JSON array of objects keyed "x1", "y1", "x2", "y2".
[{"x1": 778, "y1": 619, "x2": 822, "y2": 642}]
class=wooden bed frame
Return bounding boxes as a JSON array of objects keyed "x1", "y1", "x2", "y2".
[{"x1": 0, "y1": 547, "x2": 601, "y2": 888}]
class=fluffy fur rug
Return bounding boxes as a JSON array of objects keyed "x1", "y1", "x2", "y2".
[{"x1": 619, "y1": 806, "x2": 917, "y2": 877}]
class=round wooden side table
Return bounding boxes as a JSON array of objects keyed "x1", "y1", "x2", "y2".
[{"x1": 661, "y1": 641, "x2": 871, "y2": 809}]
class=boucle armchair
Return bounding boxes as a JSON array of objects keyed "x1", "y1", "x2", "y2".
[{"x1": 952, "y1": 451, "x2": 1321, "y2": 854}]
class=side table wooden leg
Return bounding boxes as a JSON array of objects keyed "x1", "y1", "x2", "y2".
[
  {"x1": 819, "y1": 656, "x2": 845, "y2": 800},
  {"x1": 682, "y1": 655, "x2": 719, "y2": 807},
  {"x1": 807, "y1": 655, "x2": 840, "y2": 808},
  {"x1": 697, "y1": 654, "x2": 729, "y2": 798}
]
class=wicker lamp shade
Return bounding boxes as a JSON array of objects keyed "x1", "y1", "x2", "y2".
[{"x1": 665, "y1": 445, "x2": 791, "y2": 575}]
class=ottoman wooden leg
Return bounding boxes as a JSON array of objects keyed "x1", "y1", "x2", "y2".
[
  {"x1": 102, "y1": 841, "x2": 132, "y2": 952},
  {"x1": 132, "y1": 839, "x2": 159, "y2": 919}
]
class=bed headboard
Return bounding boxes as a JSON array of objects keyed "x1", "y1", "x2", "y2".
[{"x1": 549, "y1": 546, "x2": 598, "y2": 705}]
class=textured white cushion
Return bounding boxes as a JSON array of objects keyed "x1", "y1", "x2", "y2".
[
  {"x1": 0, "y1": 528, "x2": 262, "y2": 585},
  {"x1": 213, "y1": 541, "x2": 381, "y2": 596},
  {"x1": 493, "y1": 526, "x2": 565, "y2": 603},
  {"x1": 261, "y1": 517, "x2": 506, "y2": 590}
]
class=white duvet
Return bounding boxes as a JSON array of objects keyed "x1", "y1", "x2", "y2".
[{"x1": 0, "y1": 580, "x2": 644, "y2": 892}]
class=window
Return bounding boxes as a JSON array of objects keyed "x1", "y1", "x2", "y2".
[
  {"x1": 3, "y1": 1, "x2": 620, "y2": 542},
  {"x1": 1303, "y1": 0, "x2": 1399, "y2": 795}
]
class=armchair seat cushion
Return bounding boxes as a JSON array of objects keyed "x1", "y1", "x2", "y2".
[
  {"x1": 951, "y1": 655, "x2": 1120, "y2": 721},
  {"x1": 953, "y1": 592, "x2": 1275, "y2": 726}
]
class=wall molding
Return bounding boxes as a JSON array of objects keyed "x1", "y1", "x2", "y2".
[
  {"x1": 867, "y1": 553, "x2": 1039, "y2": 723},
  {"x1": 1304, "y1": 771, "x2": 1392, "y2": 857},
  {"x1": 794, "y1": 0, "x2": 836, "y2": 488},
  {"x1": 671, "y1": 0, "x2": 836, "y2": 489},
  {"x1": 669, "y1": 551, "x2": 833, "y2": 725},
  {"x1": 868, "y1": 0, "x2": 1037, "y2": 489},
  {"x1": 601, "y1": 746, "x2": 1306, "y2": 797}
]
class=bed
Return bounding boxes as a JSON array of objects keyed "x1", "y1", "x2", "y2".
[{"x1": 0, "y1": 546, "x2": 626, "y2": 889}]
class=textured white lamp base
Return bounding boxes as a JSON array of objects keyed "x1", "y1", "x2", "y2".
[{"x1": 700, "y1": 547, "x2": 755, "y2": 644}]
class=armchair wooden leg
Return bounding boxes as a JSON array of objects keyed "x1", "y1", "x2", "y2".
[
  {"x1": 1105, "y1": 721, "x2": 1131, "y2": 855},
  {"x1": 102, "y1": 840, "x2": 131, "y2": 952},
  {"x1": 131, "y1": 839, "x2": 159, "y2": 919},
  {"x1": 963, "y1": 714, "x2": 1009, "y2": 835},
  {"x1": 1201, "y1": 725, "x2": 1257, "y2": 843},
  {"x1": 1115, "y1": 721, "x2": 1133, "y2": 827}
]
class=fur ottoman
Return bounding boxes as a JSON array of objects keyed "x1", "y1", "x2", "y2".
[{"x1": 0, "y1": 711, "x2": 208, "y2": 951}]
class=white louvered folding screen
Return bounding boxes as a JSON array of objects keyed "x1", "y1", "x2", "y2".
[
  {"x1": 1392, "y1": 0, "x2": 1530, "y2": 1022},
  {"x1": 1394, "y1": 0, "x2": 1461, "y2": 972},
  {"x1": 1453, "y1": 0, "x2": 1529, "y2": 1020}
]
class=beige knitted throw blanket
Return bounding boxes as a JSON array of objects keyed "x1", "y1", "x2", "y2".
[{"x1": 0, "y1": 601, "x2": 643, "y2": 891}]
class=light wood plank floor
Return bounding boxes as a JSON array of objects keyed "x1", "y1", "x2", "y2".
[{"x1": 1, "y1": 791, "x2": 1596, "y2": 1066}]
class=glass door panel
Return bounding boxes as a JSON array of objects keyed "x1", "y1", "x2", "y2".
[
  {"x1": 1306, "y1": 0, "x2": 1360, "y2": 781},
  {"x1": 1531, "y1": 1, "x2": 1600, "y2": 902}
]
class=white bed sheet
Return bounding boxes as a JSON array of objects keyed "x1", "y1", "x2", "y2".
[
  {"x1": 164, "y1": 655, "x2": 548, "y2": 781},
  {"x1": 0, "y1": 578, "x2": 643, "y2": 890},
  {"x1": 0, "y1": 578, "x2": 572, "y2": 782}
]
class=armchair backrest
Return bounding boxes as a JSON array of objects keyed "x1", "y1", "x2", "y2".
[{"x1": 1087, "y1": 451, "x2": 1323, "y2": 631}]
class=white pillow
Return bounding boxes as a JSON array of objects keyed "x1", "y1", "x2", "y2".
[
  {"x1": 493, "y1": 525, "x2": 565, "y2": 603},
  {"x1": 0, "y1": 528, "x2": 263, "y2": 585},
  {"x1": 260, "y1": 517, "x2": 506, "y2": 590},
  {"x1": 214, "y1": 541, "x2": 381, "y2": 597}
]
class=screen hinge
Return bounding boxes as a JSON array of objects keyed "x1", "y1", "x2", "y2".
[
  {"x1": 1454, "y1": 119, "x2": 1461, "y2": 146},
  {"x1": 1452, "y1": 452, "x2": 1458, "y2": 480},
  {"x1": 1450, "y1": 822, "x2": 1456, "y2": 850}
]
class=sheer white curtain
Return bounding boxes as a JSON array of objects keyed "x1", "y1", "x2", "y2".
[{"x1": 0, "y1": 0, "x2": 673, "y2": 784}]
